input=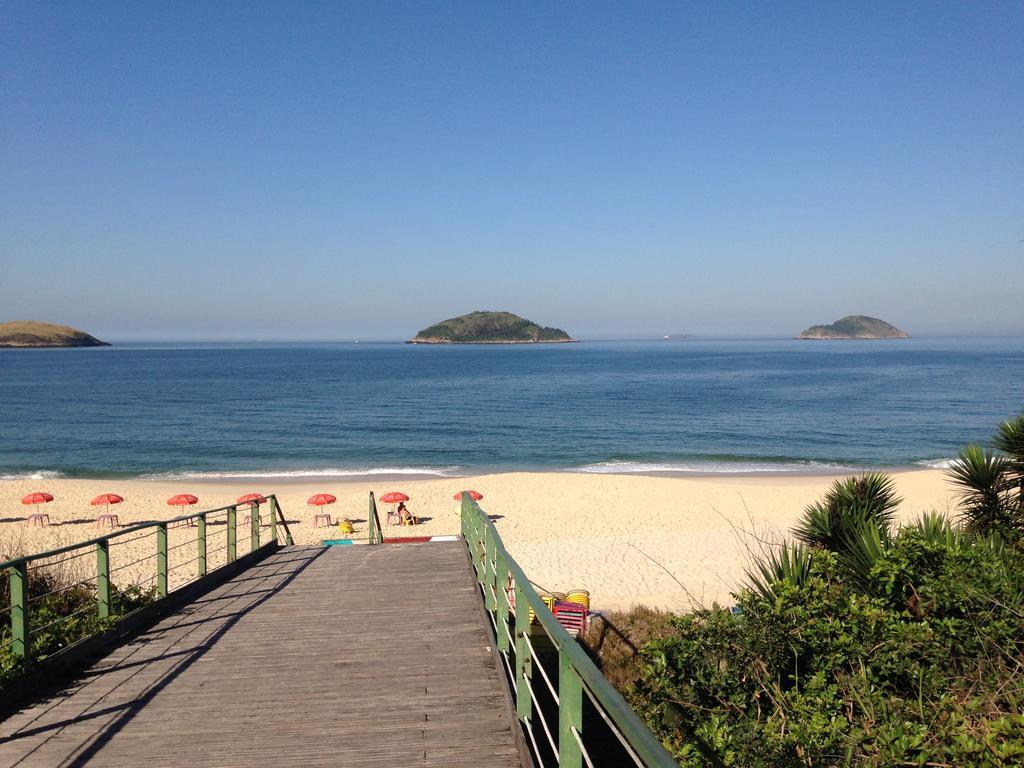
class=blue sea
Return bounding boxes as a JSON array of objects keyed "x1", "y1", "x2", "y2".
[{"x1": 0, "y1": 338, "x2": 1021, "y2": 480}]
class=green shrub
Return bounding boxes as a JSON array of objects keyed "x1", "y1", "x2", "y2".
[
  {"x1": 593, "y1": 533, "x2": 1024, "y2": 767},
  {"x1": 0, "y1": 565, "x2": 156, "y2": 684}
]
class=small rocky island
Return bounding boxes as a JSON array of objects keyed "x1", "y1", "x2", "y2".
[
  {"x1": 0, "y1": 320, "x2": 110, "y2": 348},
  {"x1": 408, "y1": 311, "x2": 576, "y2": 344},
  {"x1": 797, "y1": 315, "x2": 909, "y2": 340}
]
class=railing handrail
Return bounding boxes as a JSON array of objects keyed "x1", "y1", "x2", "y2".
[
  {"x1": 460, "y1": 493, "x2": 677, "y2": 768},
  {"x1": 0, "y1": 494, "x2": 285, "y2": 570}
]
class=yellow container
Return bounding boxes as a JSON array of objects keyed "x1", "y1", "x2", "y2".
[
  {"x1": 337, "y1": 519, "x2": 354, "y2": 535},
  {"x1": 565, "y1": 589, "x2": 590, "y2": 610},
  {"x1": 530, "y1": 594, "x2": 558, "y2": 624}
]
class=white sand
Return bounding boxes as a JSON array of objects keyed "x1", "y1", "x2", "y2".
[{"x1": 0, "y1": 470, "x2": 960, "y2": 610}]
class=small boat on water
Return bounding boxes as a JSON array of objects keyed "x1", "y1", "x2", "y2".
[{"x1": 662, "y1": 333, "x2": 688, "y2": 340}]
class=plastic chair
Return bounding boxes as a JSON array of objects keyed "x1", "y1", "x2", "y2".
[
  {"x1": 553, "y1": 600, "x2": 589, "y2": 636},
  {"x1": 170, "y1": 518, "x2": 196, "y2": 528},
  {"x1": 96, "y1": 514, "x2": 119, "y2": 529},
  {"x1": 313, "y1": 514, "x2": 333, "y2": 528}
]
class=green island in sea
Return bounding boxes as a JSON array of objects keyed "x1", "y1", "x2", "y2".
[
  {"x1": 797, "y1": 314, "x2": 909, "y2": 339},
  {"x1": 408, "y1": 310, "x2": 576, "y2": 344},
  {"x1": 0, "y1": 320, "x2": 109, "y2": 348}
]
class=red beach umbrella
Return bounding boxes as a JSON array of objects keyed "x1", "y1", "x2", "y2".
[
  {"x1": 237, "y1": 493, "x2": 267, "y2": 507},
  {"x1": 21, "y1": 491, "x2": 54, "y2": 506},
  {"x1": 167, "y1": 493, "x2": 199, "y2": 507},
  {"x1": 307, "y1": 493, "x2": 337, "y2": 507},
  {"x1": 379, "y1": 492, "x2": 409, "y2": 504},
  {"x1": 91, "y1": 493, "x2": 125, "y2": 507},
  {"x1": 454, "y1": 490, "x2": 484, "y2": 501}
]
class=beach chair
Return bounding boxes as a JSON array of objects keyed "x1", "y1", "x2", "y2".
[
  {"x1": 170, "y1": 518, "x2": 196, "y2": 528},
  {"x1": 313, "y1": 514, "x2": 333, "y2": 528},
  {"x1": 96, "y1": 514, "x2": 119, "y2": 529},
  {"x1": 25, "y1": 513, "x2": 50, "y2": 527},
  {"x1": 553, "y1": 600, "x2": 589, "y2": 637}
]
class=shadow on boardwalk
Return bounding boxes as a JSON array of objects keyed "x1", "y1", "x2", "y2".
[{"x1": 0, "y1": 543, "x2": 524, "y2": 768}]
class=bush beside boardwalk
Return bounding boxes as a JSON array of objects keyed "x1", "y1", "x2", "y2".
[{"x1": 585, "y1": 415, "x2": 1024, "y2": 767}]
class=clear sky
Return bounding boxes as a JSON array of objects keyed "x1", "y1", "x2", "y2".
[{"x1": 2, "y1": 2, "x2": 1022, "y2": 340}]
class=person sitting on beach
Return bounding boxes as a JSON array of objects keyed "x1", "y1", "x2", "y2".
[{"x1": 398, "y1": 501, "x2": 419, "y2": 525}]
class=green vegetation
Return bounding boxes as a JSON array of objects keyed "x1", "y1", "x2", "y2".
[
  {"x1": 584, "y1": 413, "x2": 1024, "y2": 767},
  {"x1": 0, "y1": 320, "x2": 109, "y2": 348},
  {"x1": 0, "y1": 553, "x2": 155, "y2": 684},
  {"x1": 409, "y1": 310, "x2": 574, "y2": 343},
  {"x1": 797, "y1": 315, "x2": 908, "y2": 340}
]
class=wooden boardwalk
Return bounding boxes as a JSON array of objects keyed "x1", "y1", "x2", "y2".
[{"x1": 0, "y1": 543, "x2": 525, "y2": 767}]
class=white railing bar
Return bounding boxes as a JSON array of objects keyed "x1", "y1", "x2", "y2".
[
  {"x1": 499, "y1": 646, "x2": 517, "y2": 694},
  {"x1": 571, "y1": 727, "x2": 596, "y2": 768},
  {"x1": 523, "y1": 717, "x2": 547, "y2": 768},
  {"x1": 501, "y1": 614, "x2": 515, "y2": 648},
  {"x1": 522, "y1": 631, "x2": 559, "y2": 704},
  {"x1": 524, "y1": 672, "x2": 560, "y2": 761},
  {"x1": 583, "y1": 685, "x2": 645, "y2": 766}
]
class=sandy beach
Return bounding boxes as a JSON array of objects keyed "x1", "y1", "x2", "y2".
[{"x1": 0, "y1": 469, "x2": 960, "y2": 611}]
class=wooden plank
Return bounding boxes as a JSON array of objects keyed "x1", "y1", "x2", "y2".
[{"x1": 0, "y1": 543, "x2": 524, "y2": 767}]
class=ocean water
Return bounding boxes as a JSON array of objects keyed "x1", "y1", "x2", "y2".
[{"x1": 0, "y1": 338, "x2": 1021, "y2": 479}]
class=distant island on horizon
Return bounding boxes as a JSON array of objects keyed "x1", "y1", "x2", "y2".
[
  {"x1": 0, "y1": 320, "x2": 109, "y2": 348},
  {"x1": 408, "y1": 311, "x2": 576, "y2": 344},
  {"x1": 797, "y1": 315, "x2": 909, "y2": 340}
]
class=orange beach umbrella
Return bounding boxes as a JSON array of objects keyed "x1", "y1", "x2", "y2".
[
  {"x1": 167, "y1": 493, "x2": 198, "y2": 507},
  {"x1": 236, "y1": 493, "x2": 267, "y2": 507},
  {"x1": 22, "y1": 491, "x2": 54, "y2": 506},
  {"x1": 307, "y1": 493, "x2": 336, "y2": 507},
  {"x1": 379, "y1": 492, "x2": 409, "y2": 504},
  {"x1": 454, "y1": 490, "x2": 484, "y2": 501}
]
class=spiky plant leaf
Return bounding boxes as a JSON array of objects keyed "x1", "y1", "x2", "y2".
[
  {"x1": 745, "y1": 542, "x2": 813, "y2": 601},
  {"x1": 909, "y1": 511, "x2": 961, "y2": 549},
  {"x1": 993, "y1": 413, "x2": 1024, "y2": 505},
  {"x1": 837, "y1": 519, "x2": 888, "y2": 591}
]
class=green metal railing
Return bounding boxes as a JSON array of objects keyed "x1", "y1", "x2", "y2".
[
  {"x1": 368, "y1": 492, "x2": 385, "y2": 544},
  {"x1": 460, "y1": 493, "x2": 677, "y2": 768},
  {"x1": 2, "y1": 494, "x2": 293, "y2": 669}
]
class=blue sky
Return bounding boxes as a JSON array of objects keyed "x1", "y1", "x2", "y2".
[{"x1": 2, "y1": 2, "x2": 1022, "y2": 340}]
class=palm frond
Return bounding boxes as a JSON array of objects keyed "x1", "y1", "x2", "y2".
[
  {"x1": 794, "y1": 472, "x2": 900, "y2": 551},
  {"x1": 947, "y1": 444, "x2": 1014, "y2": 535}
]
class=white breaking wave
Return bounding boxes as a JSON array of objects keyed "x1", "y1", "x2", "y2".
[
  {"x1": 139, "y1": 466, "x2": 466, "y2": 480},
  {"x1": 914, "y1": 458, "x2": 956, "y2": 469},
  {"x1": 0, "y1": 470, "x2": 65, "y2": 482},
  {"x1": 575, "y1": 460, "x2": 860, "y2": 475}
]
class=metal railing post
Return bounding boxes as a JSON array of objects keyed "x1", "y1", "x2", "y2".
[
  {"x1": 483, "y1": 524, "x2": 496, "y2": 609},
  {"x1": 251, "y1": 505, "x2": 260, "y2": 551},
  {"x1": 96, "y1": 539, "x2": 111, "y2": 618},
  {"x1": 268, "y1": 497, "x2": 278, "y2": 543},
  {"x1": 369, "y1": 492, "x2": 378, "y2": 544},
  {"x1": 9, "y1": 561, "x2": 29, "y2": 662},
  {"x1": 514, "y1": 579, "x2": 532, "y2": 720},
  {"x1": 559, "y1": 653, "x2": 584, "y2": 768},
  {"x1": 197, "y1": 513, "x2": 207, "y2": 577},
  {"x1": 227, "y1": 506, "x2": 237, "y2": 562},
  {"x1": 496, "y1": 555, "x2": 510, "y2": 652},
  {"x1": 156, "y1": 523, "x2": 168, "y2": 597}
]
